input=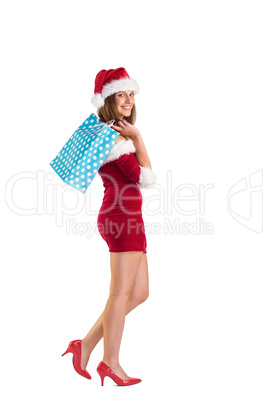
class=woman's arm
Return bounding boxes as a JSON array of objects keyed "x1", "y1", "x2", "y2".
[
  {"x1": 131, "y1": 133, "x2": 151, "y2": 168},
  {"x1": 111, "y1": 120, "x2": 152, "y2": 168},
  {"x1": 113, "y1": 152, "x2": 156, "y2": 188},
  {"x1": 111, "y1": 120, "x2": 157, "y2": 188}
]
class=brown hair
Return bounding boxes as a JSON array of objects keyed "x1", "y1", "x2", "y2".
[{"x1": 97, "y1": 94, "x2": 137, "y2": 137}]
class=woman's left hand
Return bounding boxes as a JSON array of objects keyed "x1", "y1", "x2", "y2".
[{"x1": 111, "y1": 120, "x2": 140, "y2": 140}]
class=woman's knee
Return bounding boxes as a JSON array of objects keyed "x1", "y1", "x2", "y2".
[
  {"x1": 130, "y1": 288, "x2": 149, "y2": 307},
  {"x1": 140, "y1": 289, "x2": 149, "y2": 304},
  {"x1": 109, "y1": 288, "x2": 132, "y2": 304}
]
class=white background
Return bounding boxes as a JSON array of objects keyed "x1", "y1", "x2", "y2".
[{"x1": 1, "y1": 0, "x2": 267, "y2": 401}]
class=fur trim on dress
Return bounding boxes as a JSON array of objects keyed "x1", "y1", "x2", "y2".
[
  {"x1": 102, "y1": 138, "x2": 136, "y2": 165},
  {"x1": 102, "y1": 137, "x2": 157, "y2": 188}
]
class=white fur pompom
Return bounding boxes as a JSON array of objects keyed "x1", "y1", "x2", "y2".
[{"x1": 91, "y1": 93, "x2": 105, "y2": 108}]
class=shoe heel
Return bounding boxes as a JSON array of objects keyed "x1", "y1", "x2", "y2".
[
  {"x1": 99, "y1": 374, "x2": 105, "y2": 386},
  {"x1": 97, "y1": 369, "x2": 105, "y2": 386},
  {"x1": 62, "y1": 346, "x2": 71, "y2": 357},
  {"x1": 61, "y1": 340, "x2": 91, "y2": 380}
]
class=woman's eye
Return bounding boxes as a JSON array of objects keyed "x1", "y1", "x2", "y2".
[{"x1": 117, "y1": 93, "x2": 134, "y2": 97}]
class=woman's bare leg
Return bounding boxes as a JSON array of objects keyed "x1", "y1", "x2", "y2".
[
  {"x1": 102, "y1": 251, "x2": 143, "y2": 379},
  {"x1": 80, "y1": 252, "x2": 149, "y2": 374}
]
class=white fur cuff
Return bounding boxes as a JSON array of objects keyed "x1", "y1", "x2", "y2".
[{"x1": 137, "y1": 166, "x2": 157, "y2": 188}]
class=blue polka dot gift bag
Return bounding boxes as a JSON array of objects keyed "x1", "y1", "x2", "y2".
[{"x1": 49, "y1": 113, "x2": 119, "y2": 193}]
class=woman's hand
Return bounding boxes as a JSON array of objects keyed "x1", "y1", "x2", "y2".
[{"x1": 111, "y1": 120, "x2": 140, "y2": 140}]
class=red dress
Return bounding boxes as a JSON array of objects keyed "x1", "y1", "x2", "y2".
[{"x1": 97, "y1": 138, "x2": 156, "y2": 253}]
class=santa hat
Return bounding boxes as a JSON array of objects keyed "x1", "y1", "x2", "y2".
[{"x1": 91, "y1": 67, "x2": 139, "y2": 109}]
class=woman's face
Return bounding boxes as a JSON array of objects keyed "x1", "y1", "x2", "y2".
[{"x1": 114, "y1": 90, "x2": 135, "y2": 119}]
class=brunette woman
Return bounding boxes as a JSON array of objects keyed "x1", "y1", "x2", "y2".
[{"x1": 62, "y1": 68, "x2": 157, "y2": 386}]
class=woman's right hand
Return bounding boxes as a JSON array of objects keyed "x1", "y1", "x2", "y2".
[{"x1": 111, "y1": 120, "x2": 140, "y2": 140}]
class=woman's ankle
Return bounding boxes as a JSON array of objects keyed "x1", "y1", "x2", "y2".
[
  {"x1": 80, "y1": 343, "x2": 91, "y2": 371},
  {"x1": 102, "y1": 358, "x2": 120, "y2": 369},
  {"x1": 81, "y1": 338, "x2": 95, "y2": 354}
]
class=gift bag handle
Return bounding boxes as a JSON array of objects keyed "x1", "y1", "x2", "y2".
[{"x1": 104, "y1": 119, "x2": 115, "y2": 128}]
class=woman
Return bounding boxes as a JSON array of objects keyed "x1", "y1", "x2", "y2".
[{"x1": 62, "y1": 68, "x2": 157, "y2": 386}]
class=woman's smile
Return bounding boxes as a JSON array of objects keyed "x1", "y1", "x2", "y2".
[{"x1": 115, "y1": 90, "x2": 135, "y2": 118}]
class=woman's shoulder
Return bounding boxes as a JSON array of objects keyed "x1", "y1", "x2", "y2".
[
  {"x1": 115, "y1": 135, "x2": 131, "y2": 143},
  {"x1": 102, "y1": 137, "x2": 136, "y2": 165},
  {"x1": 115, "y1": 135, "x2": 124, "y2": 143}
]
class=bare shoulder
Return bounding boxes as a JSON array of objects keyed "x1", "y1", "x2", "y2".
[
  {"x1": 115, "y1": 135, "x2": 130, "y2": 143},
  {"x1": 115, "y1": 135, "x2": 124, "y2": 143}
]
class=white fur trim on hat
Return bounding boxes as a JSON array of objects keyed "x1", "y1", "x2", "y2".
[
  {"x1": 91, "y1": 77, "x2": 139, "y2": 109},
  {"x1": 137, "y1": 166, "x2": 157, "y2": 188},
  {"x1": 102, "y1": 138, "x2": 136, "y2": 165},
  {"x1": 102, "y1": 77, "x2": 139, "y2": 99}
]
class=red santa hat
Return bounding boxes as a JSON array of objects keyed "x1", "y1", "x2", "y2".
[{"x1": 91, "y1": 67, "x2": 139, "y2": 108}]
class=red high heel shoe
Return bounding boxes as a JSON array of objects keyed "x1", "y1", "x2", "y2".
[
  {"x1": 96, "y1": 361, "x2": 141, "y2": 386},
  {"x1": 62, "y1": 339, "x2": 91, "y2": 380}
]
